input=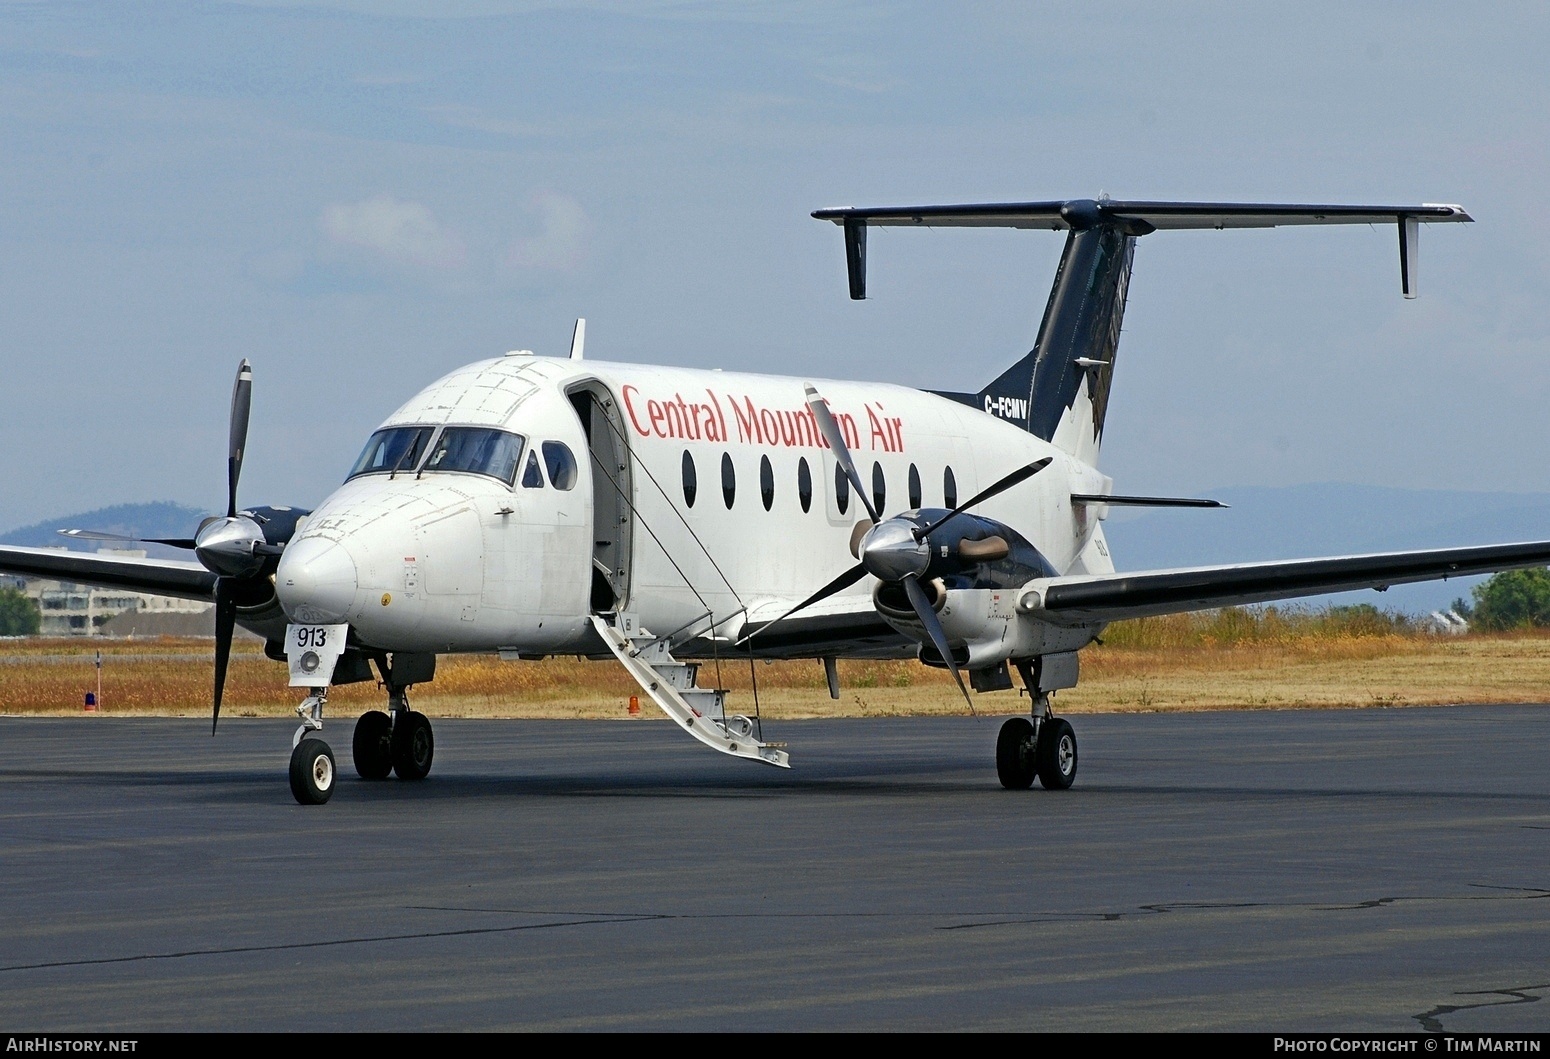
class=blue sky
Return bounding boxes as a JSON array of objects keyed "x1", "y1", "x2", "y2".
[{"x1": 2, "y1": 1, "x2": 1547, "y2": 537}]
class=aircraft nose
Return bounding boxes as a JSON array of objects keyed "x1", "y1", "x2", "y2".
[{"x1": 277, "y1": 537, "x2": 359, "y2": 624}]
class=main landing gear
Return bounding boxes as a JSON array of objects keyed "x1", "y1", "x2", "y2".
[
  {"x1": 996, "y1": 693, "x2": 1077, "y2": 791},
  {"x1": 287, "y1": 683, "x2": 435, "y2": 805}
]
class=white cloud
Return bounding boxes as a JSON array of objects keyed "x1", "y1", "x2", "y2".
[
  {"x1": 504, "y1": 191, "x2": 591, "y2": 273},
  {"x1": 320, "y1": 194, "x2": 466, "y2": 269}
]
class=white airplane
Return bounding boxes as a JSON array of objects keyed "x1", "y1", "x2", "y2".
[{"x1": 5, "y1": 197, "x2": 1545, "y2": 806}]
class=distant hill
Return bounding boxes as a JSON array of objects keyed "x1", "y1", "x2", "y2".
[
  {"x1": 1103, "y1": 483, "x2": 1550, "y2": 615},
  {"x1": 0, "y1": 502, "x2": 208, "y2": 560}
]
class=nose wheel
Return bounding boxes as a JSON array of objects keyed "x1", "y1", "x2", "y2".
[{"x1": 290, "y1": 738, "x2": 336, "y2": 804}]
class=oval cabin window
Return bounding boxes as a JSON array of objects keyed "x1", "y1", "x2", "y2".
[
  {"x1": 721, "y1": 452, "x2": 736, "y2": 509},
  {"x1": 944, "y1": 466, "x2": 958, "y2": 509},
  {"x1": 908, "y1": 464, "x2": 922, "y2": 509},
  {"x1": 681, "y1": 450, "x2": 697, "y2": 508},
  {"x1": 760, "y1": 455, "x2": 775, "y2": 511},
  {"x1": 871, "y1": 462, "x2": 886, "y2": 515},
  {"x1": 834, "y1": 462, "x2": 850, "y2": 516},
  {"x1": 797, "y1": 458, "x2": 813, "y2": 513}
]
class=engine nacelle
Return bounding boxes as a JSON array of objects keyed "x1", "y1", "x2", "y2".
[{"x1": 876, "y1": 584, "x2": 1101, "y2": 670}]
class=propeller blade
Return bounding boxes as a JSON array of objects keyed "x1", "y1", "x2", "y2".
[
  {"x1": 227, "y1": 359, "x2": 253, "y2": 519},
  {"x1": 902, "y1": 573, "x2": 974, "y2": 715},
  {"x1": 58, "y1": 529, "x2": 197, "y2": 548},
  {"x1": 916, "y1": 457, "x2": 1053, "y2": 540},
  {"x1": 804, "y1": 384, "x2": 882, "y2": 524},
  {"x1": 212, "y1": 578, "x2": 236, "y2": 736},
  {"x1": 735, "y1": 562, "x2": 868, "y2": 648}
]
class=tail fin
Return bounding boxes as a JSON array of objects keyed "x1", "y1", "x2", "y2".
[
  {"x1": 813, "y1": 197, "x2": 1470, "y2": 467},
  {"x1": 964, "y1": 224, "x2": 1134, "y2": 464}
]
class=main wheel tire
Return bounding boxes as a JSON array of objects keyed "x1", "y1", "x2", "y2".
[
  {"x1": 1035, "y1": 717, "x2": 1078, "y2": 790},
  {"x1": 996, "y1": 717, "x2": 1037, "y2": 789},
  {"x1": 352, "y1": 711, "x2": 394, "y2": 780},
  {"x1": 391, "y1": 711, "x2": 434, "y2": 780},
  {"x1": 290, "y1": 738, "x2": 336, "y2": 805}
]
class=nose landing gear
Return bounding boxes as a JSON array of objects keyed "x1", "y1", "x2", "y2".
[
  {"x1": 288, "y1": 688, "x2": 336, "y2": 804},
  {"x1": 290, "y1": 738, "x2": 336, "y2": 804}
]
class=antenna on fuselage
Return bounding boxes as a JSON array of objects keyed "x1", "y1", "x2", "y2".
[{"x1": 569, "y1": 318, "x2": 586, "y2": 360}]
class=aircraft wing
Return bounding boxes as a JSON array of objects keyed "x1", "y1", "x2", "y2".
[
  {"x1": 722, "y1": 595, "x2": 913, "y2": 660},
  {"x1": 1023, "y1": 540, "x2": 1550, "y2": 625},
  {"x1": 0, "y1": 545, "x2": 217, "y2": 603}
]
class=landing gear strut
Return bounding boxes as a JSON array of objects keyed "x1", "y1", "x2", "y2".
[
  {"x1": 289, "y1": 687, "x2": 335, "y2": 804},
  {"x1": 351, "y1": 684, "x2": 433, "y2": 781},
  {"x1": 997, "y1": 691, "x2": 1077, "y2": 791}
]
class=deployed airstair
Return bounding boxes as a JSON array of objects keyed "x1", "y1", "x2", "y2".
[{"x1": 590, "y1": 615, "x2": 789, "y2": 768}]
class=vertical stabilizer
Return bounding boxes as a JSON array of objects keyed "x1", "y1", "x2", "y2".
[{"x1": 975, "y1": 224, "x2": 1135, "y2": 464}]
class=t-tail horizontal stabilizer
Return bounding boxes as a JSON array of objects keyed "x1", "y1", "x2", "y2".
[
  {"x1": 814, "y1": 197, "x2": 1471, "y2": 467},
  {"x1": 813, "y1": 198, "x2": 1471, "y2": 300}
]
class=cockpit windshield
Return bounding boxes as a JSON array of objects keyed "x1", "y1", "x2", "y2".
[
  {"x1": 347, "y1": 426, "x2": 434, "y2": 479},
  {"x1": 420, "y1": 427, "x2": 526, "y2": 485}
]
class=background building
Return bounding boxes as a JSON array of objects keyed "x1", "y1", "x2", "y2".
[{"x1": 22, "y1": 548, "x2": 214, "y2": 637}]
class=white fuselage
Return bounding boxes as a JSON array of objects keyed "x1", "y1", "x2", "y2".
[{"x1": 273, "y1": 354, "x2": 1115, "y2": 657}]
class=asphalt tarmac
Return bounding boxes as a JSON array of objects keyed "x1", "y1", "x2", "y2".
[{"x1": 1, "y1": 706, "x2": 1548, "y2": 1032}]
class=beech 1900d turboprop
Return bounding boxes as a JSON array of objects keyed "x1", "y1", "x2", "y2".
[{"x1": 6, "y1": 196, "x2": 1548, "y2": 805}]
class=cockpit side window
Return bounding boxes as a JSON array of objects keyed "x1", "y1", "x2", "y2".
[
  {"x1": 541, "y1": 441, "x2": 578, "y2": 491},
  {"x1": 521, "y1": 449, "x2": 545, "y2": 488},
  {"x1": 347, "y1": 426, "x2": 434, "y2": 480},
  {"x1": 421, "y1": 427, "x2": 526, "y2": 485}
]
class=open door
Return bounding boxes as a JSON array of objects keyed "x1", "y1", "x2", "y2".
[{"x1": 567, "y1": 382, "x2": 634, "y2": 615}]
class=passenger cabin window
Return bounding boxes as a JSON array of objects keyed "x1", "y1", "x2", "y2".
[
  {"x1": 944, "y1": 466, "x2": 958, "y2": 509},
  {"x1": 871, "y1": 462, "x2": 886, "y2": 515},
  {"x1": 347, "y1": 426, "x2": 434, "y2": 480},
  {"x1": 797, "y1": 458, "x2": 813, "y2": 513},
  {"x1": 421, "y1": 427, "x2": 525, "y2": 485},
  {"x1": 760, "y1": 455, "x2": 775, "y2": 511},
  {"x1": 721, "y1": 452, "x2": 736, "y2": 509},
  {"x1": 682, "y1": 451, "x2": 697, "y2": 508},
  {"x1": 908, "y1": 464, "x2": 922, "y2": 509},
  {"x1": 834, "y1": 462, "x2": 850, "y2": 516},
  {"x1": 542, "y1": 441, "x2": 578, "y2": 490},
  {"x1": 521, "y1": 450, "x2": 545, "y2": 488}
]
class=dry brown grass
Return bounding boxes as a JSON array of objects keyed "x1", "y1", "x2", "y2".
[{"x1": 4, "y1": 608, "x2": 1548, "y2": 720}]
